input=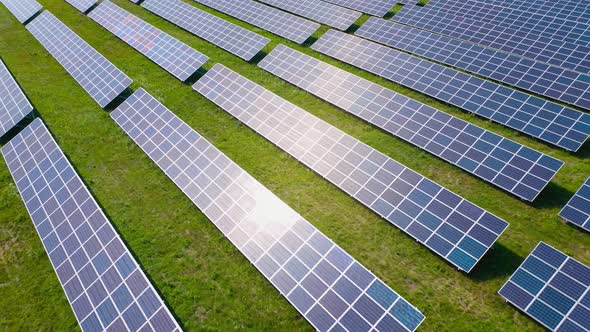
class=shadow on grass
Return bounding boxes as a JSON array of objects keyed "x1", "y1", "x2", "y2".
[
  {"x1": 248, "y1": 50, "x2": 269, "y2": 65},
  {"x1": 185, "y1": 67, "x2": 209, "y2": 86},
  {"x1": 0, "y1": 110, "x2": 38, "y2": 146},
  {"x1": 468, "y1": 243, "x2": 523, "y2": 282},
  {"x1": 302, "y1": 36, "x2": 318, "y2": 48},
  {"x1": 345, "y1": 23, "x2": 361, "y2": 34},
  {"x1": 532, "y1": 181, "x2": 575, "y2": 209},
  {"x1": 104, "y1": 87, "x2": 135, "y2": 112}
]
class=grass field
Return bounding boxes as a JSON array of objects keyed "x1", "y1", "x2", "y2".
[{"x1": 0, "y1": 0, "x2": 589, "y2": 331}]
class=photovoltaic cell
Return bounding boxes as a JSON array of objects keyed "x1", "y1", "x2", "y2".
[
  {"x1": 260, "y1": 44, "x2": 564, "y2": 201},
  {"x1": 26, "y1": 11, "x2": 132, "y2": 108},
  {"x1": 88, "y1": 1, "x2": 208, "y2": 82},
  {"x1": 1, "y1": 119, "x2": 181, "y2": 332},
  {"x1": 0, "y1": 0, "x2": 42, "y2": 23},
  {"x1": 313, "y1": 30, "x2": 590, "y2": 152},
  {"x1": 65, "y1": 0, "x2": 97, "y2": 13},
  {"x1": 356, "y1": 17, "x2": 590, "y2": 111},
  {"x1": 194, "y1": 63, "x2": 510, "y2": 273},
  {"x1": 559, "y1": 177, "x2": 590, "y2": 232},
  {"x1": 321, "y1": 0, "x2": 396, "y2": 17},
  {"x1": 0, "y1": 59, "x2": 33, "y2": 137},
  {"x1": 193, "y1": 0, "x2": 319, "y2": 44},
  {"x1": 393, "y1": 7, "x2": 590, "y2": 74},
  {"x1": 499, "y1": 242, "x2": 590, "y2": 331},
  {"x1": 111, "y1": 88, "x2": 425, "y2": 331},
  {"x1": 256, "y1": 0, "x2": 362, "y2": 31},
  {"x1": 140, "y1": 0, "x2": 269, "y2": 61}
]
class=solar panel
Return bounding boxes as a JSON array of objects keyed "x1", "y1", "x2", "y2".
[
  {"x1": 1, "y1": 119, "x2": 181, "y2": 332},
  {"x1": 356, "y1": 18, "x2": 590, "y2": 111},
  {"x1": 88, "y1": 1, "x2": 208, "y2": 82},
  {"x1": 0, "y1": 59, "x2": 34, "y2": 138},
  {"x1": 192, "y1": 0, "x2": 320, "y2": 44},
  {"x1": 393, "y1": 7, "x2": 590, "y2": 74},
  {"x1": 111, "y1": 88, "x2": 425, "y2": 332},
  {"x1": 498, "y1": 242, "x2": 590, "y2": 331},
  {"x1": 313, "y1": 30, "x2": 590, "y2": 152},
  {"x1": 254, "y1": 0, "x2": 361, "y2": 31},
  {"x1": 400, "y1": 0, "x2": 590, "y2": 47},
  {"x1": 260, "y1": 44, "x2": 564, "y2": 201},
  {"x1": 194, "y1": 63, "x2": 510, "y2": 273},
  {"x1": 26, "y1": 11, "x2": 132, "y2": 108},
  {"x1": 0, "y1": 0, "x2": 42, "y2": 23},
  {"x1": 140, "y1": 0, "x2": 269, "y2": 61},
  {"x1": 559, "y1": 177, "x2": 590, "y2": 232},
  {"x1": 321, "y1": 0, "x2": 396, "y2": 17},
  {"x1": 64, "y1": 0, "x2": 97, "y2": 13}
]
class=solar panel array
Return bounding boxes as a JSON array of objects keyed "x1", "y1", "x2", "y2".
[
  {"x1": 88, "y1": 1, "x2": 208, "y2": 82},
  {"x1": 0, "y1": 0, "x2": 42, "y2": 23},
  {"x1": 356, "y1": 18, "x2": 590, "y2": 111},
  {"x1": 195, "y1": 63, "x2": 510, "y2": 272},
  {"x1": 402, "y1": 0, "x2": 590, "y2": 46},
  {"x1": 256, "y1": 0, "x2": 361, "y2": 31},
  {"x1": 111, "y1": 88, "x2": 425, "y2": 332},
  {"x1": 26, "y1": 11, "x2": 132, "y2": 108},
  {"x1": 499, "y1": 242, "x2": 590, "y2": 331},
  {"x1": 559, "y1": 177, "x2": 590, "y2": 232},
  {"x1": 393, "y1": 8, "x2": 590, "y2": 74},
  {"x1": 1, "y1": 119, "x2": 181, "y2": 332},
  {"x1": 0, "y1": 59, "x2": 34, "y2": 137},
  {"x1": 321, "y1": 0, "x2": 396, "y2": 17},
  {"x1": 65, "y1": 0, "x2": 97, "y2": 13},
  {"x1": 140, "y1": 0, "x2": 269, "y2": 61},
  {"x1": 193, "y1": 0, "x2": 320, "y2": 44},
  {"x1": 313, "y1": 30, "x2": 590, "y2": 152},
  {"x1": 260, "y1": 45, "x2": 564, "y2": 201}
]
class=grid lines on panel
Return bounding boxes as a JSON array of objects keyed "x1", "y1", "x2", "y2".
[
  {"x1": 140, "y1": 0, "x2": 269, "y2": 61},
  {"x1": 89, "y1": 1, "x2": 208, "y2": 82},
  {"x1": 400, "y1": 0, "x2": 590, "y2": 47},
  {"x1": 194, "y1": 63, "x2": 510, "y2": 273},
  {"x1": 261, "y1": 44, "x2": 564, "y2": 201},
  {"x1": 0, "y1": 59, "x2": 33, "y2": 137},
  {"x1": 256, "y1": 0, "x2": 361, "y2": 31},
  {"x1": 1, "y1": 119, "x2": 181, "y2": 332},
  {"x1": 313, "y1": 30, "x2": 590, "y2": 152},
  {"x1": 26, "y1": 11, "x2": 132, "y2": 108},
  {"x1": 559, "y1": 177, "x2": 590, "y2": 232},
  {"x1": 65, "y1": 0, "x2": 97, "y2": 13},
  {"x1": 356, "y1": 17, "x2": 590, "y2": 111},
  {"x1": 111, "y1": 88, "x2": 425, "y2": 332},
  {"x1": 0, "y1": 0, "x2": 42, "y2": 23},
  {"x1": 498, "y1": 242, "x2": 590, "y2": 331},
  {"x1": 193, "y1": 0, "x2": 319, "y2": 44},
  {"x1": 321, "y1": 0, "x2": 396, "y2": 17},
  {"x1": 393, "y1": 7, "x2": 590, "y2": 74}
]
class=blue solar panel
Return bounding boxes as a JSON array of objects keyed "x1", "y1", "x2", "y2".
[
  {"x1": 321, "y1": 0, "x2": 396, "y2": 17},
  {"x1": 0, "y1": 0, "x2": 42, "y2": 23},
  {"x1": 393, "y1": 6, "x2": 590, "y2": 74},
  {"x1": 560, "y1": 177, "x2": 590, "y2": 233},
  {"x1": 313, "y1": 30, "x2": 590, "y2": 152},
  {"x1": 1, "y1": 119, "x2": 181, "y2": 332},
  {"x1": 400, "y1": 0, "x2": 590, "y2": 47},
  {"x1": 259, "y1": 44, "x2": 564, "y2": 201},
  {"x1": 65, "y1": 0, "x2": 97, "y2": 12},
  {"x1": 111, "y1": 88, "x2": 425, "y2": 331},
  {"x1": 194, "y1": 63, "x2": 510, "y2": 272},
  {"x1": 26, "y1": 11, "x2": 133, "y2": 108},
  {"x1": 89, "y1": 1, "x2": 209, "y2": 82},
  {"x1": 356, "y1": 17, "x2": 590, "y2": 111},
  {"x1": 0, "y1": 58, "x2": 34, "y2": 138},
  {"x1": 257, "y1": 0, "x2": 361, "y2": 31},
  {"x1": 499, "y1": 242, "x2": 590, "y2": 331},
  {"x1": 140, "y1": 0, "x2": 269, "y2": 61},
  {"x1": 193, "y1": 0, "x2": 320, "y2": 44}
]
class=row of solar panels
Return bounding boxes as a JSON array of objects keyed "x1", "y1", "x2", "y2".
[{"x1": 0, "y1": 0, "x2": 588, "y2": 331}]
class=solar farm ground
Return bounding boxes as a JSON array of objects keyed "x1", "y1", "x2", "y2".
[{"x1": 0, "y1": 0, "x2": 588, "y2": 331}]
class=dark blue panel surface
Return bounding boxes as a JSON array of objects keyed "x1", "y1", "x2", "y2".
[{"x1": 560, "y1": 177, "x2": 590, "y2": 232}]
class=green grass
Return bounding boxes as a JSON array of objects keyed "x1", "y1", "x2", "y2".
[{"x1": 0, "y1": 0, "x2": 589, "y2": 331}]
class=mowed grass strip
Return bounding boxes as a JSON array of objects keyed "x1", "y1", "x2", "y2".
[{"x1": 0, "y1": 0, "x2": 588, "y2": 331}]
